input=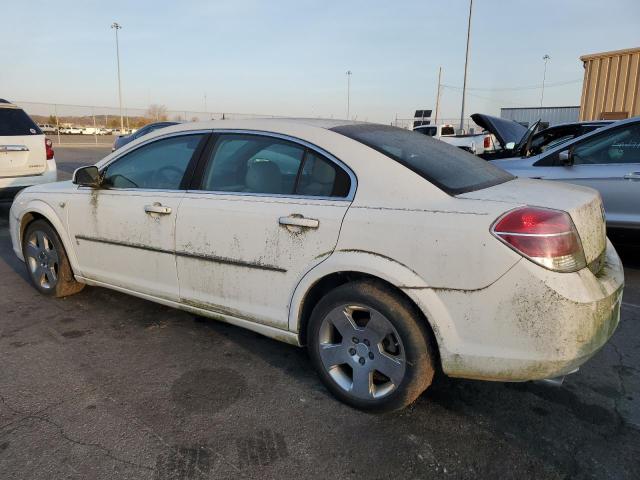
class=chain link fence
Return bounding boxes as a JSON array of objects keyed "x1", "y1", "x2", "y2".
[
  {"x1": 14, "y1": 101, "x2": 289, "y2": 145},
  {"x1": 15, "y1": 101, "x2": 484, "y2": 145}
]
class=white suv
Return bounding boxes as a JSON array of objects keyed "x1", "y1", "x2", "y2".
[{"x1": 0, "y1": 100, "x2": 57, "y2": 200}]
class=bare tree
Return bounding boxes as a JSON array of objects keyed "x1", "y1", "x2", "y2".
[{"x1": 146, "y1": 104, "x2": 168, "y2": 121}]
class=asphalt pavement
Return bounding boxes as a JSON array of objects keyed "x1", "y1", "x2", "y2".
[{"x1": 0, "y1": 146, "x2": 638, "y2": 479}]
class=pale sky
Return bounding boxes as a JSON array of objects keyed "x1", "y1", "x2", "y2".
[{"x1": 2, "y1": 0, "x2": 639, "y2": 122}]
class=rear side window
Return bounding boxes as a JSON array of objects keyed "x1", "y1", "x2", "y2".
[
  {"x1": 0, "y1": 108, "x2": 42, "y2": 136},
  {"x1": 200, "y1": 134, "x2": 351, "y2": 197},
  {"x1": 331, "y1": 124, "x2": 513, "y2": 195}
]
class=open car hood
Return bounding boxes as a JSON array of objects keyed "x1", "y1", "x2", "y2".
[{"x1": 471, "y1": 113, "x2": 528, "y2": 148}]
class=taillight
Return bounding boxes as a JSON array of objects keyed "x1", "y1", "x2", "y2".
[
  {"x1": 45, "y1": 138, "x2": 54, "y2": 160},
  {"x1": 483, "y1": 135, "x2": 491, "y2": 149},
  {"x1": 492, "y1": 207, "x2": 586, "y2": 272}
]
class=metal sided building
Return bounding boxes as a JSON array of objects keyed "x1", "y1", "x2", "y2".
[
  {"x1": 500, "y1": 106, "x2": 580, "y2": 128},
  {"x1": 579, "y1": 47, "x2": 640, "y2": 121}
]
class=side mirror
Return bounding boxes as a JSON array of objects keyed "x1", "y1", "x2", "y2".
[
  {"x1": 505, "y1": 141, "x2": 516, "y2": 150},
  {"x1": 559, "y1": 149, "x2": 574, "y2": 166},
  {"x1": 72, "y1": 166, "x2": 102, "y2": 187}
]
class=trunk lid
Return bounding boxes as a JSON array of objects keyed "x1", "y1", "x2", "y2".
[
  {"x1": 0, "y1": 134, "x2": 47, "y2": 177},
  {"x1": 458, "y1": 178, "x2": 607, "y2": 264},
  {"x1": 471, "y1": 113, "x2": 528, "y2": 149}
]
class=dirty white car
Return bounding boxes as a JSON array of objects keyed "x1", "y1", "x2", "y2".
[{"x1": 9, "y1": 119, "x2": 624, "y2": 411}]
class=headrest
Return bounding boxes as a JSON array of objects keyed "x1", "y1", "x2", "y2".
[{"x1": 245, "y1": 160, "x2": 282, "y2": 193}]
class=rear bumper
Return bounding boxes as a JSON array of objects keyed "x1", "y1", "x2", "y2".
[
  {"x1": 0, "y1": 159, "x2": 57, "y2": 197},
  {"x1": 404, "y1": 239, "x2": 624, "y2": 382}
]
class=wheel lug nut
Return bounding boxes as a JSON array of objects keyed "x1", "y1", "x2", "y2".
[
  {"x1": 363, "y1": 339, "x2": 370, "y2": 347},
  {"x1": 359, "y1": 357, "x2": 366, "y2": 365},
  {"x1": 352, "y1": 337, "x2": 359, "y2": 343},
  {"x1": 368, "y1": 352, "x2": 374, "y2": 359},
  {"x1": 349, "y1": 348, "x2": 356, "y2": 356}
]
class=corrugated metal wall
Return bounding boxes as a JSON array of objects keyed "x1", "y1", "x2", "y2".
[
  {"x1": 500, "y1": 106, "x2": 580, "y2": 127},
  {"x1": 579, "y1": 47, "x2": 640, "y2": 121}
]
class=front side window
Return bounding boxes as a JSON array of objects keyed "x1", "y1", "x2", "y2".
[
  {"x1": 200, "y1": 134, "x2": 351, "y2": 197},
  {"x1": 331, "y1": 124, "x2": 513, "y2": 195},
  {"x1": 570, "y1": 124, "x2": 640, "y2": 165},
  {"x1": 102, "y1": 134, "x2": 203, "y2": 189}
]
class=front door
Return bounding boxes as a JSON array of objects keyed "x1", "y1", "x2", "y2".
[
  {"x1": 175, "y1": 133, "x2": 354, "y2": 329},
  {"x1": 533, "y1": 122, "x2": 640, "y2": 229},
  {"x1": 67, "y1": 133, "x2": 206, "y2": 300}
]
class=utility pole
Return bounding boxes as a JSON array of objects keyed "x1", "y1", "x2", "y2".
[
  {"x1": 204, "y1": 93, "x2": 207, "y2": 113},
  {"x1": 541, "y1": 54, "x2": 550, "y2": 107},
  {"x1": 111, "y1": 22, "x2": 124, "y2": 133},
  {"x1": 346, "y1": 70, "x2": 352, "y2": 120},
  {"x1": 435, "y1": 66, "x2": 442, "y2": 125},
  {"x1": 459, "y1": 0, "x2": 473, "y2": 133}
]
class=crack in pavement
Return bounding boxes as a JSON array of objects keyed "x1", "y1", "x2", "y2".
[{"x1": 0, "y1": 395, "x2": 153, "y2": 472}]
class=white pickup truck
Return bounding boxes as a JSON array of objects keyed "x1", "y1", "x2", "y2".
[{"x1": 413, "y1": 123, "x2": 497, "y2": 155}]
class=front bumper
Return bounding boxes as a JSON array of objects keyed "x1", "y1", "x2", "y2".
[{"x1": 404, "y1": 239, "x2": 624, "y2": 382}]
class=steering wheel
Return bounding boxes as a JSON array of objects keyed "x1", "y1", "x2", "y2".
[{"x1": 153, "y1": 165, "x2": 183, "y2": 188}]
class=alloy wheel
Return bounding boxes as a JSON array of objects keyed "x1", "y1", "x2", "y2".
[
  {"x1": 24, "y1": 230, "x2": 59, "y2": 290},
  {"x1": 317, "y1": 304, "x2": 406, "y2": 400}
]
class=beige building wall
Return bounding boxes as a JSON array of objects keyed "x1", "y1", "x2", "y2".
[{"x1": 579, "y1": 47, "x2": 640, "y2": 121}]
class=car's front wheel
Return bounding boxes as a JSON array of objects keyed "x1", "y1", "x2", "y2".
[
  {"x1": 22, "y1": 219, "x2": 85, "y2": 298},
  {"x1": 308, "y1": 280, "x2": 435, "y2": 411}
]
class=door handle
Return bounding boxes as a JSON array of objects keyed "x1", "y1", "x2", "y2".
[
  {"x1": 624, "y1": 172, "x2": 640, "y2": 180},
  {"x1": 279, "y1": 214, "x2": 319, "y2": 229},
  {"x1": 144, "y1": 203, "x2": 172, "y2": 215}
]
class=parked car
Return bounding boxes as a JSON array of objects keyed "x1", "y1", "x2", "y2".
[
  {"x1": 61, "y1": 126, "x2": 83, "y2": 135},
  {"x1": 413, "y1": 123, "x2": 497, "y2": 155},
  {"x1": 479, "y1": 115, "x2": 612, "y2": 160},
  {"x1": 0, "y1": 99, "x2": 56, "y2": 201},
  {"x1": 111, "y1": 121, "x2": 178, "y2": 151},
  {"x1": 38, "y1": 123, "x2": 58, "y2": 135},
  {"x1": 492, "y1": 116, "x2": 640, "y2": 234},
  {"x1": 10, "y1": 119, "x2": 623, "y2": 411}
]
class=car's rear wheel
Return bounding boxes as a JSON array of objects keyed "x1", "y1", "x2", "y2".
[
  {"x1": 308, "y1": 280, "x2": 435, "y2": 411},
  {"x1": 22, "y1": 220, "x2": 85, "y2": 298}
]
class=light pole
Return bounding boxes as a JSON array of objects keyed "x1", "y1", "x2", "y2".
[
  {"x1": 541, "y1": 54, "x2": 550, "y2": 107},
  {"x1": 346, "y1": 70, "x2": 352, "y2": 120},
  {"x1": 459, "y1": 0, "x2": 473, "y2": 133},
  {"x1": 111, "y1": 22, "x2": 124, "y2": 133}
]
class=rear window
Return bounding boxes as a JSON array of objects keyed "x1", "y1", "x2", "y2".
[
  {"x1": 331, "y1": 124, "x2": 514, "y2": 195},
  {"x1": 0, "y1": 108, "x2": 41, "y2": 136}
]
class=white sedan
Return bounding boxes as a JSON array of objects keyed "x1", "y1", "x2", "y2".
[{"x1": 9, "y1": 119, "x2": 624, "y2": 411}]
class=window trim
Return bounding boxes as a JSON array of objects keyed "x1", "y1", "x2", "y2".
[
  {"x1": 188, "y1": 129, "x2": 357, "y2": 201},
  {"x1": 95, "y1": 130, "x2": 210, "y2": 192}
]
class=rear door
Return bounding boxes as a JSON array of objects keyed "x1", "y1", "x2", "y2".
[
  {"x1": 531, "y1": 122, "x2": 640, "y2": 229},
  {"x1": 0, "y1": 106, "x2": 47, "y2": 177},
  {"x1": 175, "y1": 132, "x2": 354, "y2": 329}
]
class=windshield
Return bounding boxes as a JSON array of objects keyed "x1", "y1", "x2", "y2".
[
  {"x1": 331, "y1": 124, "x2": 514, "y2": 195},
  {"x1": 0, "y1": 108, "x2": 42, "y2": 136}
]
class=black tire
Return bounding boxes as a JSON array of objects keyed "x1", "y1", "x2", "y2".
[
  {"x1": 308, "y1": 280, "x2": 435, "y2": 412},
  {"x1": 22, "y1": 219, "x2": 85, "y2": 298}
]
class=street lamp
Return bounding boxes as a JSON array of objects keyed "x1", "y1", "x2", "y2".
[
  {"x1": 346, "y1": 70, "x2": 352, "y2": 120},
  {"x1": 459, "y1": 0, "x2": 473, "y2": 133},
  {"x1": 541, "y1": 54, "x2": 551, "y2": 107},
  {"x1": 111, "y1": 22, "x2": 124, "y2": 133}
]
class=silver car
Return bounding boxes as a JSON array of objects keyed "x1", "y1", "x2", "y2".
[{"x1": 492, "y1": 117, "x2": 640, "y2": 233}]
